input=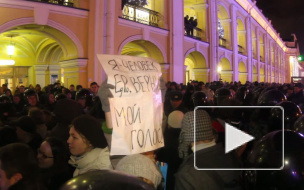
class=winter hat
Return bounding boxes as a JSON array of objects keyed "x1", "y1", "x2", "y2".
[
  {"x1": 71, "y1": 114, "x2": 108, "y2": 149},
  {"x1": 54, "y1": 98, "x2": 83, "y2": 125},
  {"x1": 168, "y1": 111, "x2": 184, "y2": 128},
  {"x1": 13, "y1": 116, "x2": 36, "y2": 134},
  {"x1": 192, "y1": 110, "x2": 214, "y2": 142},
  {"x1": 115, "y1": 154, "x2": 162, "y2": 189}
]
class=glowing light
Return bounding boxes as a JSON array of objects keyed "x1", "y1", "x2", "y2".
[
  {"x1": 7, "y1": 45, "x2": 14, "y2": 56},
  {"x1": 217, "y1": 66, "x2": 222, "y2": 72},
  {"x1": 285, "y1": 160, "x2": 289, "y2": 165},
  {"x1": 0, "y1": 60, "x2": 15, "y2": 66}
]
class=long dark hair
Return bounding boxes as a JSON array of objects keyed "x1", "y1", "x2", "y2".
[{"x1": 45, "y1": 137, "x2": 69, "y2": 171}]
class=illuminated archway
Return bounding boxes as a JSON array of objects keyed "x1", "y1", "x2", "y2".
[
  {"x1": 184, "y1": 51, "x2": 207, "y2": 83},
  {"x1": 238, "y1": 61, "x2": 247, "y2": 84},
  {"x1": 252, "y1": 30, "x2": 257, "y2": 59},
  {"x1": 252, "y1": 65, "x2": 258, "y2": 82},
  {"x1": 0, "y1": 24, "x2": 79, "y2": 88},
  {"x1": 121, "y1": 40, "x2": 164, "y2": 63},
  {"x1": 260, "y1": 67, "x2": 265, "y2": 82},
  {"x1": 219, "y1": 57, "x2": 232, "y2": 82},
  {"x1": 218, "y1": 4, "x2": 231, "y2": 49},
  {"x1": 237, "y1": 19, "x2": 246, "y2": 55},
  {"x1": 259, "y1": 36, "x2": 264, "y2": 62}
]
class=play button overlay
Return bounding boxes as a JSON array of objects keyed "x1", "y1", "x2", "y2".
[
  {"x1": 194, "y1": 106, "x2": 284, "y2": 170},
  {"x1": 225, "y1": 123, "x2": 254, "y2": 153}
]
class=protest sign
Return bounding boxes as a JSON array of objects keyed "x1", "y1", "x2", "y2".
[{"x1": 97, "y1": 54, "x2": 164, "y2": 155}]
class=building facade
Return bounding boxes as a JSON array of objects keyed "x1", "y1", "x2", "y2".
[{"x1": 0, "y1": 0, "x2": 301, "y2": 89}]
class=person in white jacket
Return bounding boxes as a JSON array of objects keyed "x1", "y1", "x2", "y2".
[{"x1": 67, "y1": 114, "x2": 113, "y2": 176}]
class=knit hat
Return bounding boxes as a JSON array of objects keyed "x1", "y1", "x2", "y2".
[
  {"x1": 192, "y1": 110, "x2": 214, "y2": 142},
  {"x1": 13, "y1": 116, "x2": 36, "y2": 134},
  {"x1": 115, "y1": 154, "x2": 162, "y2": 189},
  {"x1": 71, "y1": 114, "x2": 108, "y2": 149},
  {"x1": 168, "y1": 111, "x2": 184, "y2": 128}
]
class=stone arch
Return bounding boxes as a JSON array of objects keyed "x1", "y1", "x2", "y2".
[
  {"x1": 237, "y1": 18, "x2": 246, "y2": 55},
  {"x1": 0, "y1": 17, "x2": 84, "y2": 57},
  {"x1": 238, "y1": 61, "x2": 247, "y2": 84},
  {"x1": 184, "y1": 50, "x2": 208, "y2": 83},
  {"x1": 252, "y1": 29, "x2": 257, "y2": 59},
  {"x1": 252, "y1": 65, "x2": 258, "y2": 82},
  {"x1": 219, "y1": 57, "x2": 232, "y2": 82},
  {"x1": 260, "y1": 66, "x2": 265, "y2": 82},
  {"x1": 218, "y1": 4, "x2": 231, "y2": 49},
  {"x1": 259, "y1": 35, "x2": 264, "y2": 62},
  {"x1": 118, "y1": 35, "x2": 167, "y2": 63}
]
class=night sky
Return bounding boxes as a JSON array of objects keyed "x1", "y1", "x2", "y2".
[{"x1": 256, "y1": 0, "x2": 304, "y2": 54}]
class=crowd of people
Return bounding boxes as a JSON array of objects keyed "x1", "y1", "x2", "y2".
[{"x1": 0, "y1": 79, "x2": 304, "y2": 190}]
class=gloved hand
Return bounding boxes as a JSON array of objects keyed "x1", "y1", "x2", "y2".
[
  {"x1": 98, "y1": 80, "x2": 114, "y2": 112},
  {"x1": 159, "y1": 77, "x2": 167, "y2": 103}
]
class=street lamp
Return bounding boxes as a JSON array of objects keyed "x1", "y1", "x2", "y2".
[{"x1": 217, "y1": 65, "x2": 222, "y2": 81}]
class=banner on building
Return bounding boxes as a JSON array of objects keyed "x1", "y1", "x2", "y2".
[{"x1": 97, "y1": 54, "x2": 164, "y2": 155}]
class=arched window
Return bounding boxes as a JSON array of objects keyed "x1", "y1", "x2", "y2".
[{"x1": 218, "y1": 19, "x2": 224, "y2": 38}]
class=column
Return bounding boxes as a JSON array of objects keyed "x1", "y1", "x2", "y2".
[
  {"x1": 230, "y1": 4, "x2": 238, "y2": 82},
  {"x1": 208, "y1": 0, "x2": 218, "y2": 81},
  {"x1": 170, "y1": 0, "x2": 184, "y2": 83},
  {"x1": 256, "y1": 28, "x2": 260, "y2": 82},
  {"x1": 59, "y1": 59, "x2": 88, "y2": 87},
  {"x1": 34, "y1": 65, "x2": 48, "y2": 87},
  {"x1": 246, "y1": 16, "x2": 252, "y2": 82}
]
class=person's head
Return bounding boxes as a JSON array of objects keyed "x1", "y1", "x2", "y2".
[
  {"x1": 48, "y1": 93, "x2": 55, "y2": 104},
  {"x1": 4, "y1": 89, "x2": 11, "y2": 97},
  {"x1": 190, "y1": 110, "x2": 214, "y2": 146},
  {"x1": 192, "y1": 91, "x2": 207, "y2": 107},
  {"x1": 116, "y1": 154, "x2": 162, "y2": 189},
  {"x1": 37, "y1": 137, "x2": 69, "y2": 170},
  {"x1": 294, "y1": 83, "x2": 303, "y2": 94},
  {"x1": 12, "y1": 94, "x2": 20, "y2": 104},
  {"x1": 25, "y1": 89, "x2": 38, "y2": 106},
  {"x1": 69, "y1": 84, "x2": 75, "y2": 92},
  {"x1": 75, "y1": 88, "x2": 92, "y2": 108},
  {"x1": 0, "y1": 143, "x2": 39, "y2": 190},
  {"x1": 19, "y1": 85, "x2": 25, "y2": 93},
  {"x1": 2, "y1": 84, "x2": 7, "y2": 91},
  {"x1": 90, "y1": 82, "x2": 99, "y2": 95},
  {"x1": 14, "y1": 116, "x2": 36, "y2": 141},
  {"x1": 76, "y1": 85, "x2": 82, "y2": 91},
  {"x1": 35, "y1": 84, "x2": 41, "y2": 93},
  {"x1": 169, "y1": 91, "x2": 183, "y2": 109},
  {"x1": 67, "y1": 115, "x2": 107, "y2": 156},
  {"x1": 28, "y1": 108, "x2": 45, "y2": 125},
  {"x1": 168, "y1": 111, "x2": 184, "y2": 129}
]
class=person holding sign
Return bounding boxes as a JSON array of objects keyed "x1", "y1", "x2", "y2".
[
  {"x1": 67, "y1": 115, "x2": 113, "y2": 177},
  {"x1": 97, "y1": 54, "x2": 165, "y2": 156}
]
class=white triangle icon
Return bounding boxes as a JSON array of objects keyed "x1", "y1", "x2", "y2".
[{"x1": 225, "y1": 123, "x2": 254, "y2": 153}]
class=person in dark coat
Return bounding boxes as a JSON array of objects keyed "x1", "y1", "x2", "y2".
[
  {"x1": 176, "y1": 110, "x2": 241, "y2": 190},
  {"x1": 50, "y1": 98, "x2": 83, "y2": 144},
  {"x1": 0, "y1": 143, "x2": 46, "y2": 190},
  {"x1": 288, "y1": 83, "x2": 304, "y2": 111},
  {"x1": 38, "y1": 137, "x2": 73, "y2": 190}
]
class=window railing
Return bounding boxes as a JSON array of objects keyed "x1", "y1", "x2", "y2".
[
  {"x1": 238, "y1": 45, "x2": 244, "y2": 54},
  {"x1": 184, "y1": 27, "x2": 203, "y2": 40},
  {"x1": 260, "y1": 56, "x2": 264, "y2": 62},
  {"x1": 219, "y1": 37, "x2": 227, "y2": 48},
  {"x1": 122, "y1": 3, "x2": 159, "y2": 27},
  {"x1": 26, "y1": 0, "x2": 74, "y2": 7}
]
